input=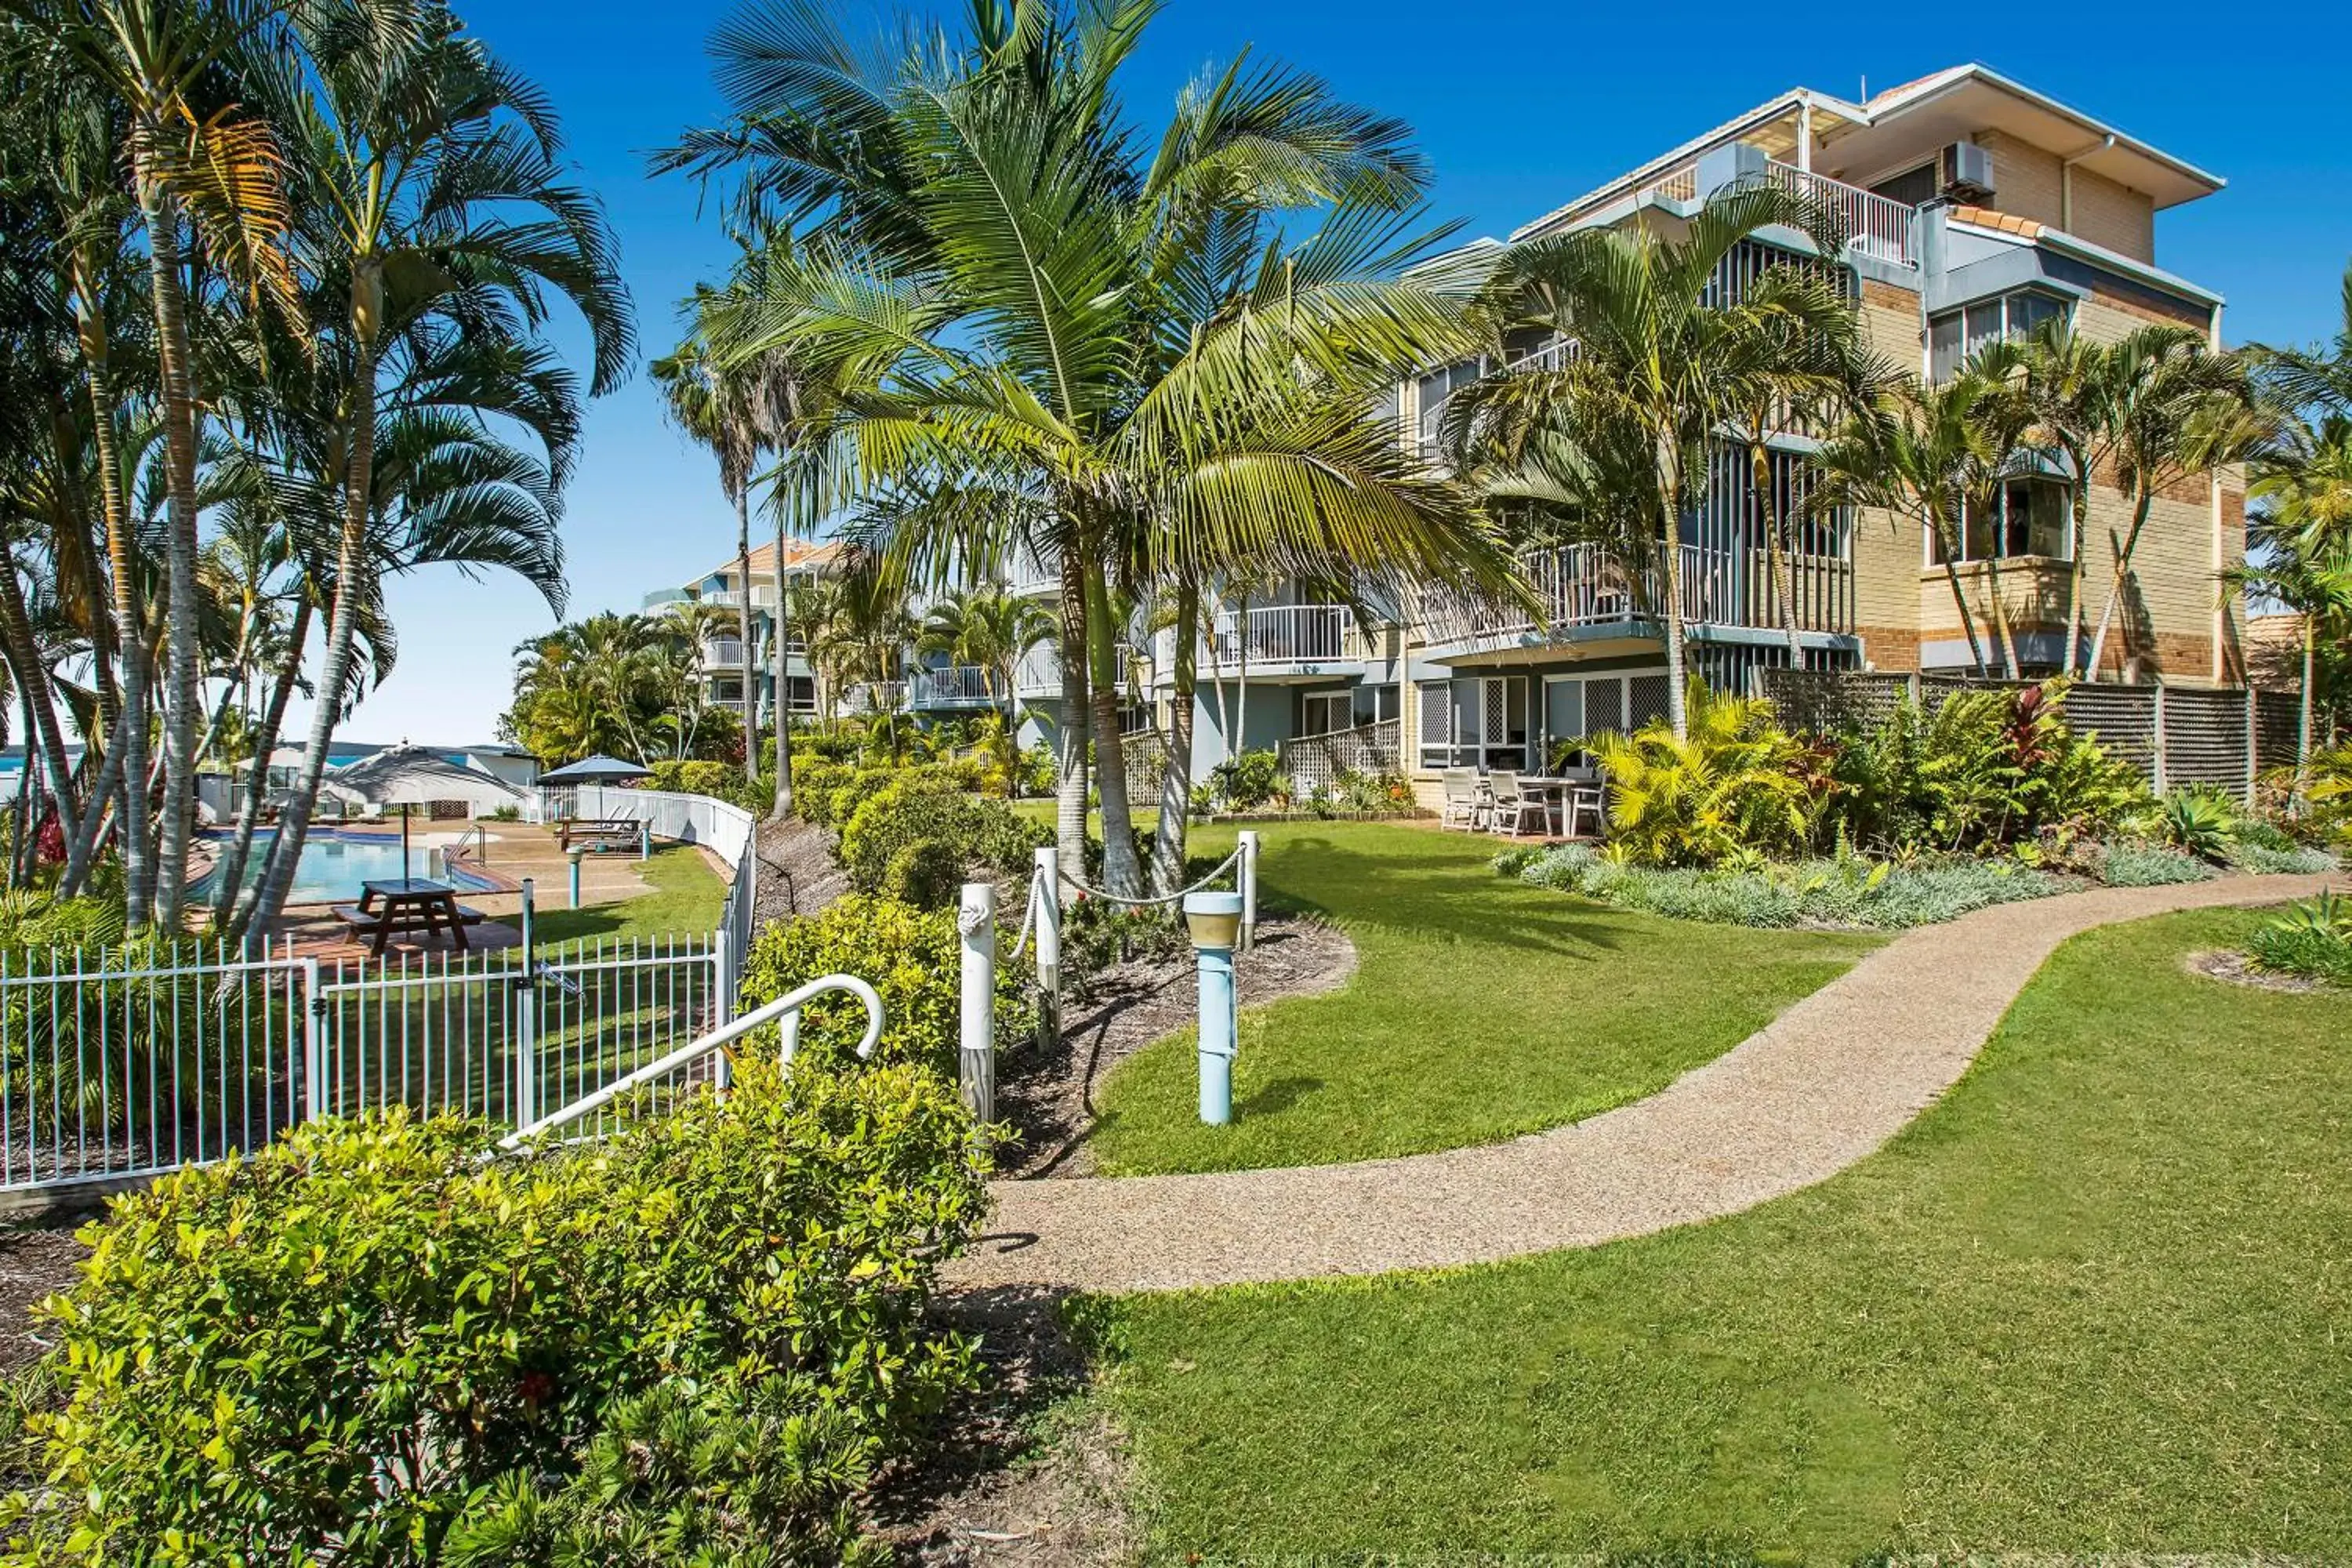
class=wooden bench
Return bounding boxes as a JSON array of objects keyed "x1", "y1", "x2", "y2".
[{"x1": 559, "y1": 818, "x2": 641, "y2": 852}]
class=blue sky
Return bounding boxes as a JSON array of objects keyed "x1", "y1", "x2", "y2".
[{"x1": 315, "y1": 0, "x2": 2352, "y2": 746}]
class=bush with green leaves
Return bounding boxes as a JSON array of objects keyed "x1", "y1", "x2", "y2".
[
  {"x1": 2143, "y1": 787, "x2": 2240, "y2": 861},
  {"x1": 1513, "y1": 842, "x2": 2065, "y2": 930},
  {"x1": 1828, "y1": 682, "x2": 2150, "y2": 857},
  {"x1": 1590, "y1": 681, "x2": 1834, "y2": 867},
  {"x1": 1203, "y1": 749, "x2": 1288, "y2": 813},
  {"x1": 2095, "y1": 840, "x2": 2216, "y2": 887},
  {"x1": 9, "y1": 1061, "x2": 987, "y2": 1565},
  {"x1": 2246, "y1": 892, "x2": 2352, "y2": 985},
  {"x1": 737, "y1": 895, "x2": 1036, "y2": 1075},
  {"x1": 835, "y1": 772, "x2": 1049, "y2": 908}
]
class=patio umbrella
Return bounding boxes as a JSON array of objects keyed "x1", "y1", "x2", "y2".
[
  {"x1": 325, "y1": 746, "x2": 531, "y2": 877},
  {"x1": 537, "y1": 754, "x2": 652, "y2": 785}
]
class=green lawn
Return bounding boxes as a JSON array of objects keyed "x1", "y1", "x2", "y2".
[
  {"x1": 1096, "y1": 907, "x2": 2352, "y2": 1561},
  {"x1": 527, "y1": 844, "x2": 728, "y2": 947},
  {"x1": 1091, "y1": 822, "x2": 1878, "y2": 1174}
]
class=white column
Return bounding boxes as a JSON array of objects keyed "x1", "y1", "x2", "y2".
[{"x1": 958, "y1": 882, "x2": 996, "y2": 1122}]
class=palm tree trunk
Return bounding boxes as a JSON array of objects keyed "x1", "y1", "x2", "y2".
[
  {"x1": 1751, "y1": 441, "x2": 1806, "y2": 670},
  {"x1": 82, "y1": 243, "x2": 150, "y2": 928},
  {"x1": 1930, "y1": 503, "x2": 1991, "y2": 677},
  {"x1": 1087, "y1": 564, "x2": 1143, "y2": 898},
  {"x1": 1234, "y1": 594, "x2": 1251, "y2": 761},
  {"x1": 0, "y1": 524, "x2": 83, "y2": 858},
  {"x1": 2060, "y1": 485, "x2": 2091, "y2": 677},
  {"x1": 1982, "y1": 555, "x2": 2020, "y2": 679},
  {"x1": 2296, "y1": 612, "x2": 2316, "y2": 804},
  {"x1": 770, "y1": 552, "x2": 796, "y2": 823},
  {"x1": 734, "y1": 486, "x2": 757, "y2": 775},
  {"x1": 59, "y1": 704, "x2": 131, "y2": 898},
  {"x1": 134, "y1": 167, "x2": 204, "y2": 931},
  {"x1": 212, "y1": 596, "x2": 312, "y2": 927},
  {"x1": 241, "y1": 275, "x2": 380, "y2": 944},
  {"x1": 1656, "y1": 436, "x2": 1691, "y2": 737},
  {"x1": 1052, "y1": 552, "x2": 1091, "y2": 886},
  {"x1": 2085, "y1": 485, "x2": 2159, "y2": 682},
  {"x1": 1150, "y1": 575, "x2": 1200, "y2": 895}
]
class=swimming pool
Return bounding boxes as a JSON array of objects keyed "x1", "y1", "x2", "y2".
[{"x1": 194, "y1": 829, "x2": 495, "y2": 907}]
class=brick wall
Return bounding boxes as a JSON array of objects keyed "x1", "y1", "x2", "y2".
[{"x1": 1970, "y1": 131, "x2": 2155, "y2": 263}]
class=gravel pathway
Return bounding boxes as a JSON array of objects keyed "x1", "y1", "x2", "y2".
[{"x1": 949, "y1": 873, "x2": 2337, "y2": 1294}]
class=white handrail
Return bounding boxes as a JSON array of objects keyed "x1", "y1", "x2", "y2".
[{"x1": 498, "y1": 971, "x2": 885, "y2": 1149}]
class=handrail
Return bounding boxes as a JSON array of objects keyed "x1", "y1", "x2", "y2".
[{"x1": 498, "y1": 971, "x2": 885, "y2": 1149}]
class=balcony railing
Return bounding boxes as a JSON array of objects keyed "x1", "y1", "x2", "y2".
[
  {"x1": 1013, "y1": 644, "x2": 1130, "y2": 699},
  {"x1": 1762, "y1": 162, "x2": 1917, "y2": 267},
  {"x1": 906, "y1": 666, "x2": 997, "y2": 710},
  {"x1": 1421, "y1": 541, "x2": 1853, "y2": 648},
  {"x1": 1207, "y1": 604, "x2": 1350, "y2": 668}
]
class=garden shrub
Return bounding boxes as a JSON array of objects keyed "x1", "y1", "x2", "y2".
[
  {"x1": 792, "y1": 757, "x2": 859, "y2": 826},
  {"x1": 10, "y1": 1061, "x2": 988, "y2": 1565},
  {"x1": 884, "y1": 838, "x2": 967, "y2": 910},
  {"x1": 737, "y1": 895, "x2": 1036, "y2": 1075},
  {"x1": 2227, "y1": 840, "x2": 2339, "y2": 875},
  {"x1": 1591, "y1": 681, "x2": 1831, "y2": 867},
  {"x1": 2145, "y1": 787, "x2": 2240, "y2": 861},
  {"x1": 2246, "y1": 892, "x2": 2352, "y2": 985},
  {"x1": 2096, "y1": 840, "x2": 2216, "y2": 887},
  {"x1": 1515, "y1": 844, "x2": 2063, "y2": 930},
  {"x1": 1828, "y1": 683, "x2": 2148, "y2": 857},
  {"x1": 1203, "y1": 750, "x2": 1288, "y2": 813},
  {"x1": 837, "y1": 772, "x2": 1048, "y2": 906}
]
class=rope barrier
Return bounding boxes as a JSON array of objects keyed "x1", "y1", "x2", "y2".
[
  {"x1": 1053, "y1": 846, "x2": 1243, "y2": 909},
  {"x1": 1007, "y1": 866, "x2": 1047, "y2": 960}
]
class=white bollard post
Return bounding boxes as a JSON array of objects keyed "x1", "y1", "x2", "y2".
[
  {"x1": 1237, "y1": 830, "x2": 1261, "y2": 954},
  {"x1": 958, "y1": 882, "x2": 996, "y2": 1122},
  {"x1": 1032, "y1": 846, "x2": 1061, "y2": 1050}
]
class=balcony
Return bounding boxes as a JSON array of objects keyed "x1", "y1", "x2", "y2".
[
  {"x1": 702, "y1": 637, "x2": 747, "y2": 667},
  {"x1": 906, "y1": 666, "x2": 997, "y2": 710},
  {"x1": 1013, "y1": 644, "x2": 1131, "y2": 701},
  {"x1": 1206, "y1": 604, "x2": 1352, "y2": 670},
  {"x1": 1421, "y1": 542, "x2": 1853, "y2": 652},
  {"x1": 1635, "y1": 155, "x2": 1917, "y2": 268}
]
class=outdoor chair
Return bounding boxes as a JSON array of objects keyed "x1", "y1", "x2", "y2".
[
  {"x1": 1483, "y1": 770, "x2": 1522, "y2": 834},
  {"x1": 1566, "y1": 782, "x2": 1608, "y2": 839},
  {"x1": 1439, "y1": 768, "x2": 1483, "y2": 831},
  {"x1": 1499, "y1": 779, "x2": 1559, "y2": 839}
]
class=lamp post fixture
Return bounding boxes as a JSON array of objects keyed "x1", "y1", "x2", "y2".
[{"x1": 1183, "y1": 890, "x2": 1244, "y2": 1125}]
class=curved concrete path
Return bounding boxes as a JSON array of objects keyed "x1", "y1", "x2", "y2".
[{"x1": 949, "y1": 873, "x2": 2336, "y2": 1294}]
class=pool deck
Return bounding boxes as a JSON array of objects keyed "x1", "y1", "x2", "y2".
[{"x1": 246, "y1": 823, "x2": 668, "y2": 967}]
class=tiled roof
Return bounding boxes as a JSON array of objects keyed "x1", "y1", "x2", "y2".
[
  {"x1": 713, "y1": 538, "x2": 845, "y2": 580},
  {"x1": 1948, "y1": 205, "x2": 2045, "y2": 240}
]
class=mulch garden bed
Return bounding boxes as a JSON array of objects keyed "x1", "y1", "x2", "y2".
[
  {"x1": 990, "y1": 914, "x2": 1357, "y2": 1179},
  {"x1": 2187, "y1": 949, "x2": 2330, "y2": 994}
]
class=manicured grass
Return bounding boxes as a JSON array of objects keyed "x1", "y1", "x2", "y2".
[
  {"x1": 1097, "y1": 907, "x2": 2352, "y2": 1561},
  {"x1": 527, "y1": 844, "x2": 728, "y2": 947},
  {"x1": 1091, "y1": 822, "x2": 1878, "y2": 1174}
]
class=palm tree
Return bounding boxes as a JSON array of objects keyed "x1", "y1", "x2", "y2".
[
  {"x1": 680, "y1": 0, "x2": 1512, "y2": 895},
  {"x1": 241, "y1": 2, "x2": 630, "y2": 938},
  {"x1": 2072, "y1": 328, "x2": 2276, "y2": 680},
  {"x1": 2237, "y1": 416, "x2": 2352, "y2": 786},
  {"x1": 918, "y1": 586, "x2": 1057, "y2": 778},
  {"x1": 15, "y1": 0, "x2": 306, "y2": 926},
  {"x1": 652, "y1": 336, "x2": 760, "y2": 773},
  {"x1": 1457, "y1": 182, "x2": 1855, "y2": 736},
  {"x1": 1810, "y1": 350, "x2": 2034, "y2": 678}
]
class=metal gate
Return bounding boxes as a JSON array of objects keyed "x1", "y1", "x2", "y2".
[{"x1": 307, "y1": 932, "x2": 725, "y2": 1135}]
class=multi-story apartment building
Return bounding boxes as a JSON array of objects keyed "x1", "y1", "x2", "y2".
[
  {"x1": 1393, "y1": 63, "x2": 2245, "y2": 785},
  {"x1": 643, "y1": 538, "x2": 840, "y2": 720}
]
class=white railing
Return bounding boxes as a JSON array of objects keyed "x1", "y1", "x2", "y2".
[
  {"x1": 701, "y1": 585, "x2": 780, "y2": 612},
  {"x1": 1210, "y1": 604, "x2": 1349, "y2": 666},
  {"x1": 906, "y1": 666, "x2": 996, "y2": 708},
  {"x1": 1013, "y1": 644, "x2": 1127, "y2": 699},
  {"x1": 1764, "y1": 162, "x2": 1918, "y2": 267},
  {"x1": 554, "y1": 785, "x2": 754, "y2": 873},
  {"x1": 500, "y1": 971, "x2": 883, "y2": 1149},
  {"x1": 1422, "y1": 539, "x2": 1855, "y2": 649}
]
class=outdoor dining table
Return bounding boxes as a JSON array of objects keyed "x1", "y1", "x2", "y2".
[
  {"x1": 351, "y1": 878, "x2": 471, "y2": 956},
  {"x1": 1501, "y1": 775, "x2": 1605, "y2": 838}
]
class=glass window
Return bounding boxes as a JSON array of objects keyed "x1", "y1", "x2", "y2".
[
  {"x1": 1870, "y1": 163, "x2": 1940, "y2": 207},
  {"x1": 1926, "y1": 291, "x2": 2071, "y2": 381},
  {"x1": 1929, "y1": 479, "x2": 2072, "y2": 563}
]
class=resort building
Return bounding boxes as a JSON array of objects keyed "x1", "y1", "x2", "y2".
[
  {"x1": 644, "y1": 539, "x2": 840, "y2": 721},
  {"x1": 1394, "y1": 63, "x2": 2245, "y2": 787}
]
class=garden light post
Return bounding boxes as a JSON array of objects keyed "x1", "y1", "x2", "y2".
[
  {"x1": 1237, "y1": 830, "x2": 1261, "y2": 954},
  {"x1": 958, "y1": 882, "x2": 996, "y2": 1123},
  {"x1": 566, "y1": 844, "x2": 584, "y2": 909},
  {"x1": 1185, "y1": 890, "x2": 1243, "y2": 1125}
]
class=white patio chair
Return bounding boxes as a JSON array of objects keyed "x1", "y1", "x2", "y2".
[
  {"x1": 1499, "y1": 779, "x2": 1557, "y2": 839},
  {"x1": 1439, "y1": 768, "x2": 1482, "y2": 831},
  {"x1": 1566, "y1": 782, "x2": 1608, "y2": 839},
  {"x1": 1484, "y1": 770, "x2": 1522, "y2": 834}
]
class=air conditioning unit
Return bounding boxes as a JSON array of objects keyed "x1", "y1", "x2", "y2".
[{"x1": 1940, "y1": 141, "x2": 1994, "y2": 202}]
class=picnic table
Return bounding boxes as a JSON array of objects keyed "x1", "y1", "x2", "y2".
[{"x1": 334, "y1": 878, "x2": 484, "y2": 956}]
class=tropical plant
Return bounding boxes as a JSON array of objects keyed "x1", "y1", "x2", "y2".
[
  {"x1": 2246, "y1": 891, "x2": 2352, "y2": 984},
  {"x1": 2146, "y1": 787, "x2": 2241, "y2": 861},
  {"x1": 916, "y1": 585, "x2": 1058, "y2": 777},
  {"x1": 1590, "y1": 680, "x2": 1829, "y2": 867},
  {"x1": 672, "y1": 0, "x2": 1517, "y2": 898}
]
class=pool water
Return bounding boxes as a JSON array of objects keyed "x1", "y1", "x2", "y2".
[{"x1": 195, "y1": 829, "x2": 494, "y2": 907}]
